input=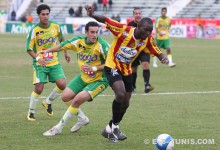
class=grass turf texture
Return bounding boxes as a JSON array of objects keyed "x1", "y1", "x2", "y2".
[{"x1": 0, "y1": 34, "x2": 219, "y2": 150}]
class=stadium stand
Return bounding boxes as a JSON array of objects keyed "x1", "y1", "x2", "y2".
[{"x1": 175, "y1": 0, "x2": 220, "y2": 18}]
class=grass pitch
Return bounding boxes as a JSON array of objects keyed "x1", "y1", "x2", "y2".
[{"x1": 0, "y1": 33, "x2": 219, "y2": 150}]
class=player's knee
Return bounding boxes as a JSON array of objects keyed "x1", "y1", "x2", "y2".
[{"x1": 115, "y1": 91, "x2": 126, "y2": 102}]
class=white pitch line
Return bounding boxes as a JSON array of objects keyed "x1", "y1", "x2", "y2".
[{"x1": 0, "y1": 91, "x2": 220, "y2": 100}]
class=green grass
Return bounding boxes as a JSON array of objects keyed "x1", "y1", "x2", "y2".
[{"x1": 0, "y1": 34, "x2": 219, "y2": 150}]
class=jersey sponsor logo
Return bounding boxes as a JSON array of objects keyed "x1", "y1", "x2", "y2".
[
  {"x1": 36, "y1": 31, "x2": 44, "y2": 36},
  {"x1": 78, "y1": 52, "x2": 98, "y2": 63},
  {"x1": 115, "y1": 53, "x2": 132, "y2": 64},
  {"x1": 137, "y1": 42, "x2": 145, "y2": 47},
  {"x1": 120, "y1": 46, "x2": 137, "y2": 58},
  {"x1": 37, "y1": 37, "x2": 56, "y2": 46}
]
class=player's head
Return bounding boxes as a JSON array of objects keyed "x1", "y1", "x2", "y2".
[
  {"x1": 136, "y1": 17, "x2": 153, "y2": 40},
  {"x1": 36, "y1": 4, "x2": 50, "y2": 25},
  {"x1": 161, "y1": 7, "x2": 167, "y2": 17},
  {"x1": 85, "y1": 21, "x2": 100, "y2": 43},
  {"x1": 133, "y1": 7, "x2": 142, "y2": 23}
]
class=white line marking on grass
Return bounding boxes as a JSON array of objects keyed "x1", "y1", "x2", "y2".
[{"x1": 1, "y1": 91, "x2": 220, "y2": 100}]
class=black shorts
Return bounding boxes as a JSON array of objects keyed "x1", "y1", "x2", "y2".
[
  {"x1": 104, "y1": 66, "x2": 133, "y2": 92},
  {"x1": 132, "y1": 52, "x2": 150, "y2": 67}
]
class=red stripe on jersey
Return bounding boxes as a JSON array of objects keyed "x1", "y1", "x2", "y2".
[{"x1": 146, "y1": 36, "x2": 162, "y2": 56}]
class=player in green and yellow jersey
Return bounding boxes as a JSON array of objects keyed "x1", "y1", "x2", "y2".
[
  {"x1": 26, "y1": 4, "x2": 70, "y2": 121},
  {"x1": 37, "y1": 21, "x2": 110, "y2": 136},
  {"x1": 153, "y1": 7, "x2": 176, "y2": 68},
  {"x1": 85, "y1": 5, "x2": 169, "y2": 142}
]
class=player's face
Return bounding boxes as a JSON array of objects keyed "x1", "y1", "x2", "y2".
[
  {"x1": 38, "y1": 9, "x2": 50, "y2": 26},
  {"x1": 133, "y1": 9, "x2": 142, "y2": 23},
  {"x1": 138, "y1": 22, "x2": 153, "y2": 40},
  {"x1": 86, "y1": 26, "x2": 99, "y2": 43},
  {"x1": 161, "y1": 9, "x2": 167, "y2": 17}
]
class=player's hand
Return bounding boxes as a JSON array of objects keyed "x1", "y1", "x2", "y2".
[
  {"x1": 64, "y1": 52, "x2": 71, "y2": 63},
  {"x1": 85, "y1": 5, "x2": 94, "y2": 17},
  {"x1": 81, "y1": 64, "x2": 94, "y2": 75},
  {"x1": 37, "y1": 58, "x2": 46, "y2": 67},
  {"x1": 36, "y1": 50, "x2": 47, "y2": 56},
  {"x1": 160, "y1": 58, "x2": 169, "y2": 64}
]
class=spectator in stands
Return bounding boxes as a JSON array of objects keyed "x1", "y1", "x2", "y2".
[
  {"x1": 20, "y1": 15, "x2": 26, "y2": 22},
  {"x1": 75, "y1": 6, "x2": 83, "y2": 17},
  {"x1": 196, "y1": 14, "x2": 204, "y2": 38},
  {"x1": 11, "y1": 10, "x2": 16, "y2": 21},
  {"x1": 68, "y1": 7, "x2": 74, "y2": 17},
  {"x1": 97, "y1": 0, "x2": 102, "y2": 10},
  {"x1": 111, "y1": 14, "x2": 116, "y2": 20},
  {"x1": 153, "y1": 7, "x2": 176, "y2": 68},
  {"x1": 92, "y1": 2, "x2": 98, "y2": 11},
  {"x1": 115, "y1": 14, "x2": 121, "y2": 22},
  {"x1": 215, "y1": 0, "x2": 219, "y2": 4},
  {"x1": 108, "y1": 0, "x2": 113, "y2": 10},
  {"x1": 27, "y1": 13, "x2": 33, "y2": 23},
  {"x1": 102, "y1": 0, "x2": 108, "y2": 12}
]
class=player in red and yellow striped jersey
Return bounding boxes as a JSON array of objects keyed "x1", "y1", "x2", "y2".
[{"x1": 85, "y1": 5, "x2": 169, "y2": 142}]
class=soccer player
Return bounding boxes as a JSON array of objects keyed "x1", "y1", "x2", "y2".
[
  {"x1": 26, "y1": 4, "x2": 70, "y2": 121},
  {"x1": 153, "y1": 7, "x2": 176, "y2": 68},
  {"x1": 128, "y1": 7, "x2": 154, "y2": 93},
  {"x1": 85, "y1": 5, "x2": 169, "y2": 142},
  {"x1": 37, "y1": 21, "x2": 109, "y2": 136}
]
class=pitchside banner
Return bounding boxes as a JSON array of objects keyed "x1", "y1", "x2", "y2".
[
  {"x1": 5, "y1": 23, "x2": 73, "y2": 34},
  {"x1": 169, "y1": 25, "x2": 187, "y2": 38}
]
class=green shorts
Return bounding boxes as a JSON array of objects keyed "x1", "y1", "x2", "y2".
[
  {"x1": 33, "y1": 64, "x2": 65, "y2": 84},
  {"x1": 156, "y1": 39, "x2": 170, "y2": 49},
  {"x1": 67, "y1": 74, "x2": 108, "y2": 101}
]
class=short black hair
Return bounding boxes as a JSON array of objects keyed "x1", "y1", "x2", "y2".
[
  {"x1": 133, "y1": 7, "x2": 142, "y2": 14},
  {"x1": 36, "y1": 4, "x2": 50, "y2": 15},
  {"x1": 161, "y1": 7, "x2": 167, "y2": 11},
  {"x1": 85, "y1": 21, "x2": 99, "y2": 31}
]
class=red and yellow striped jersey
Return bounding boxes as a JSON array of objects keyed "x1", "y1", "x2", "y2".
[{"x1": 104, "y1": 18, "x2": 162, "y2": 75}]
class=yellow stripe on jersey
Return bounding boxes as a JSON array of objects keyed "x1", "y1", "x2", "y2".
[{"x1": 156, "y1": 16, "x2": 171, "y2": 40}]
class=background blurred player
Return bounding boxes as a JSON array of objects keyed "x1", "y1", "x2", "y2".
[
  {"x1": 26, "y1": 4, "x2": 70, "y2": 121},
  {"x1": 37, "y1": 21, "x2": 110, "y2": 136},
  {"x1": 128, "y1": 7, "x2": 154, "y2": 93},
  {"x1": 85, "y1": 5, "x2": 169, "y2": 142},
  {"x1": 153, "y1": 7, "x2": 176, "y2": 68}
]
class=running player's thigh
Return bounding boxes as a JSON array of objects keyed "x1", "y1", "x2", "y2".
[
  {"x1": 61, "y1": 87, "x2": 76, "y2": 102},
  {"x1": 83, "y1": 81, "x2": 108, "y2": 101},
  {"x1": 33, "y1": 66, "x2": 48, "y2": 84},
  {"x1": 48, "y1": 65, "x2": 66, "y2": 83}
]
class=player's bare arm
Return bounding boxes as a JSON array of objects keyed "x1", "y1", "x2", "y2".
[
  {"x1": 37, "y1": 44, "x2": 61, "y2": 56},
  {"x1": 85, "y1": 5, "x2": 106, "y2": 23},
  {"x1": 27, "y1": 50, "x2": 46, "y2": 67},
  {"x1": 60, "y1": 37, "x2": 71, "y2": 63}
]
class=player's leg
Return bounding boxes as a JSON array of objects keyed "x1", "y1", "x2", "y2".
[
  {"x1": 165, "y1": 39, "x2": 176, "y2": 67},
  {"x1": 140, "y1": 53, "x2": 154, "y2": 93},
  {"x1": 131, "y1": 55, "x2": 140, "y2": 93},
  {"x1": 70, "y1": 80, "x2": 108, "y2": 132},
  {"x1": 42, "y1": 64, "x2": 66, "y2": 116},
  {"x1": 102, "y1": 67, "x2": 127, "y2": 142},
  {"x1": 27, "y1": 66, "x2": 46, "y2": 121}
]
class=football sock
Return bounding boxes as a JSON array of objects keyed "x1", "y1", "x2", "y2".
[
  {"x1": 46, "y1": 86, "x2": 63, "y2": 104},
  {"x1": 28, "y1": 91, "x2": 40, "y2": 114},
  {"x1": 167, "y1": 54, "x2": 173, "y2": 64},
  {"x1": 77, "y1": 108, "x2": 87, "y2": 120},
  {"x1": 153, "y1": 56, "x2": 157, "y2": 65},
  {"x1": 112, "y1": 100, "x2": 122, "y2": 125},
  {"x1": 143, "y1": 69, "x2": 150, "y2": 86},
  {"x1": 55, "y1": 106, "x2": 78, "y2": 130},
  {"x1": 132, "y1": 72, "x2": 137, "y2": 88}
]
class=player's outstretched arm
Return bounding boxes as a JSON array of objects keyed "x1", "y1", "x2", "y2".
[
  {"x1": 36, "y1": 44, "x2": 61, "y2": 56},
  {"x1": 157, "y1": 53, "x2": 169, "y2": 64},
  {"x1": 85, "y1": 5, "x2": 106, "y2": 23}
]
